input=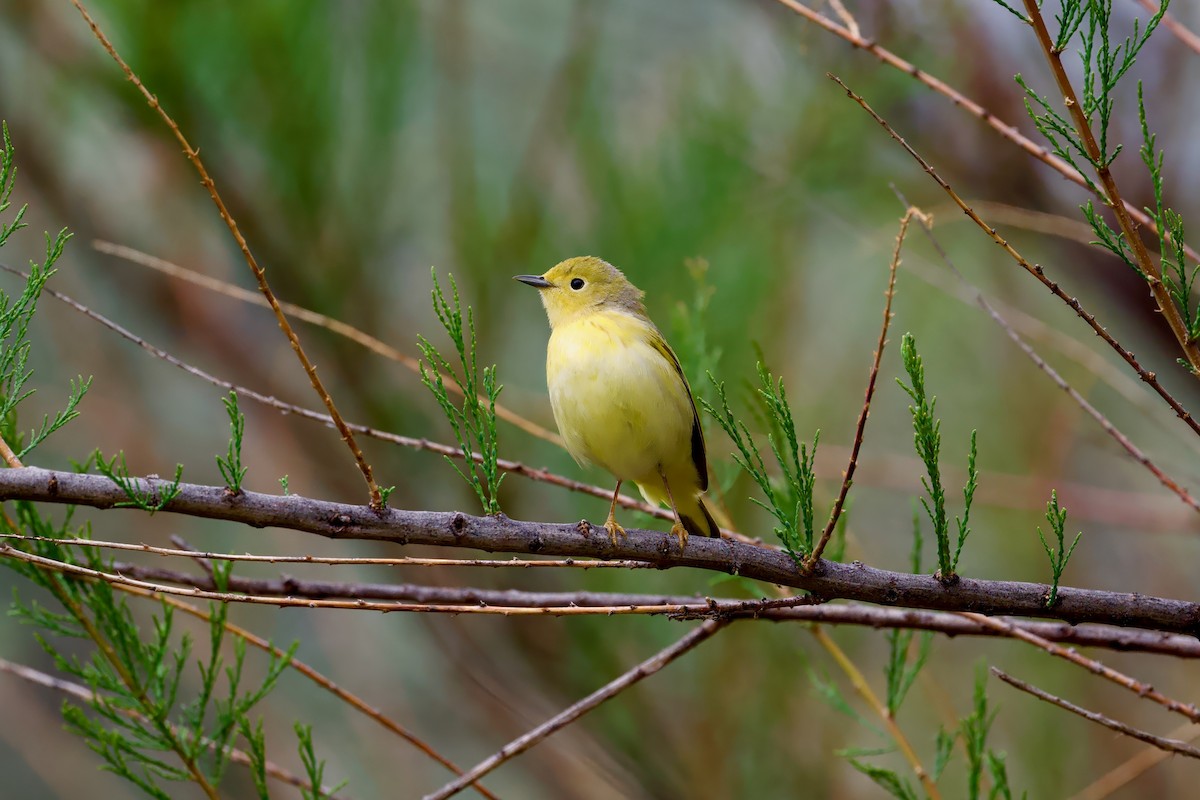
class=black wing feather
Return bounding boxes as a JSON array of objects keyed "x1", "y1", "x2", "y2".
[{"x1": 649, "y1": 331, "x2": 709, "y2": 491}]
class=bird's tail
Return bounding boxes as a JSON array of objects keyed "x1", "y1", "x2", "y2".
[
  {"x1": 679, "y1": 494, "x2": 721, "y2": 539},
  {"x1": 636, "y1": 481, "x2": 722, "y2": 539}
]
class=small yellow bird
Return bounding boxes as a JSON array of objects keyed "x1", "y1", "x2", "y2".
[{"x1": 516, "y1": 256, "x2": 720, "y2": 550}]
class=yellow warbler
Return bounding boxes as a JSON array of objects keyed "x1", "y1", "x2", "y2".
[{"x1": 516, "y1": 256, "x2": 719, "y2": 550}]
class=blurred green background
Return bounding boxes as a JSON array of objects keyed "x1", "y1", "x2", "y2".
[{"x1": 2, "y1": 1, "x2": 1200, "y2": 797}]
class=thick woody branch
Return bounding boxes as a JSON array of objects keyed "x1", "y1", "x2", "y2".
[{"x1": 3, "y1": 468, "x2": 1199, "y2": 637}]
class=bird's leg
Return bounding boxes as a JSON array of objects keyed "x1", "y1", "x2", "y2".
[
  {"x1": 603, "y1": 481, "x2": 627, "y2": 546},
  {"x1": 659, "y1": 469, "x2": 688, "y2": 551}
]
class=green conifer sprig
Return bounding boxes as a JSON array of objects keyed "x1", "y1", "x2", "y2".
[{"x1": 418, "y1": 269, "x2": 504, "y2": 515}]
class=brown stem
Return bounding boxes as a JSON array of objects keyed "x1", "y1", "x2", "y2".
[
  {"x1": 1069, "y1": 720, "x2": 1200, "y2": 799},
  {"x1": 831, "y1": 74, "x2": 1200, "y2": 511},
  {"x1": 992, "y1": 667, "x2": 1200, "y2": 759},
  {"x1": 962, "y1": 613, "x2": 1200, "y2": 724},
  {"x1": 3, "y1": 467, "x2": 1199, "y2": 636},
  {"x1": 91, "y1": 240, "x2": 564, "y2": 448},
  {"x1": 66, "y1": 0, "x2": 384, "y2": 507},
  {"x1": 770, "y1": 0, "x2": 1200, "y2": 268},
  {"x1": 8, "y1": 554, "x2": 1197, "y2": 657},
  {"x1": 811, "y1": 627, "x2": 940, "y2": 799},
  {"x1": 1022, "y1": 0, "x2": 1200, "y2": 373},
  {"x1": 805, "y1": 208, "x2": 909, "y2": 570},
  {"x1": 423, "y1": 620, "x2": 727, "y2": 800}
]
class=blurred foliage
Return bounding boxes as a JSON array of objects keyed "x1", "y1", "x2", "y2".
[{"x1": 1, "y1": 0, "x2": 1200, "y2": 798}]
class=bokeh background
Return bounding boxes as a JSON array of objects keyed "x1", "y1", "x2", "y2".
[{"x1": 2, "y1": 1, "x2": 1200, "y2": 797}]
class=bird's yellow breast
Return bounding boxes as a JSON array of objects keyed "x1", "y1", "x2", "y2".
[{"x1": 546, "y1": 310, "x2": 695, "y2": 484}]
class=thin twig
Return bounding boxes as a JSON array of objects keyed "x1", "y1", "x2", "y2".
[
  {"x1": 422, "y1": 619, "x2": 727, "y2": 800},
  {"x1": 67, "y1": 0, "x2": 384, "y2": 507},
  {"x1": 9, "y1": 551, "x2": 1195, "y2": 655},
  {"x1": 0, "y1": 533, "x2": 652, "y2": 569},
  {"x1": 1021, "y1": 0, "x2": 1200, "y2": 374},
  {"x1": 992, "y1": 667, "x2": 1200, "y2": 759},
  {"x1": 805, "y1": 207, "x2": 909, "y2": 570},
  {"x1": 961, "y1": 613, "x2": 1200, "y2": 724},
  {"x1": 91, "y1": 240, "x2": 563, "y2": 447},
  {"x1": 895, "y1": 192, "x2": 1200, "y2": 521},
  {"x1": 832, "y1": 74, "x2": 1200, "y2": 511},
  {"x1": 770, "y1": 0, "x2": 1200, "y2": 267},
  {"x1": 0, "y1": 437, "x2": 22, "y2": 468},
  {"x1": 902, "y1": 199, "x2": 1165, "y2": 428},
  {"x1": 0, "y1": 262, "x2": 680, "y2": 526},
  {"x1": 2, "y1": 545, "x2": 824, "y2": 617},
  {"x1": 3, "y1": 467, "x2": 1200, "y2": 634},
  {"x1": 0, "y1": 657, "x2": 347, "y2": 798},
  {"x1": 831, "y1": 66, "x2": 1200, "y2": 433},
  {"x1": 1069, "y1": 720, "x2": 1200, "y2": 799},
  {"x1": 811, "y1": 626, "x2": 941, "y2": 798}
]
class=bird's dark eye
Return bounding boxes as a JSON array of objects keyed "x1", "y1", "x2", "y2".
[{"x1": 570, "y1": 278, "x2": 585, "y2": 290}]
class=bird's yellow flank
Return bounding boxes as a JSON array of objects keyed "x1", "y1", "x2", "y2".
[{"x1": 516, "y1": 256, "x2": 719, "y2": 550}]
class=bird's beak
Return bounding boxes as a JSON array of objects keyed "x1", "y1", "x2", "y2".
[{"x1": 514, "y1": 274, "x2": 553, "y2": 289}]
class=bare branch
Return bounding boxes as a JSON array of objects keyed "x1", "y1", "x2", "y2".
[
  {"x1": 806, "y1": 207, "x2": 910, "y2": 569},
  {"x1": 423, "y1": 619, "x2": 727, "y2": 800},
  {"x1": 2, "y1": 468, "x2": 1199, "y2": 635},
  {"x1": 1070, "y1": 720, "x2": 1200, "y2": 799},
  {"x1": 896, "y1": 194, "x2": 1193, "y2": 533},
  {"x1": 66, "y1": 0, "x2": 384, "y2": 507},
  {"x1": 826, "y1": 70, "x2": 1200, "y2": 439},
  {"x1": 91, "y1": 240, "x2": 564, "y2": 448},
  {"x1": 992, "y1": 667, "x2": 1200, "y2": 759},
  {"x1": 962, "y1": 613, "x2": 1200, "y2": 723},
  {"x1": 0, "y1": 263, "x2": 677, "y2": 526},
  {"x1": 770, "y1": 0, "x2": 1200, "y2": 267},
  {"x1": 0, "y1": 533, "x2": 651, "y2": 569},
  {"x1": 14, "y1": 555, "x2": 1196, "y2": 657},
  {"x1": 831, "y1": 74, "x2": 1200, "y2": 508}
]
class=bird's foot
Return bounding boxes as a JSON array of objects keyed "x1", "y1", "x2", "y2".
[
  {"x1": 603, "y1": 515, "x2": 627, "y2": 547},
  {"x1": 577, "y1": 519, "x2": 593, "y2": 538},
  {"x1": 670, "y1": 521, "x2": 688, "y2": 552}
]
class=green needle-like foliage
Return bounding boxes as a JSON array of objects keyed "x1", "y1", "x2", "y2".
[
  {"x1": 3, "y1": 503, "x2": 300, "y2": 798},
  {"x1": 0, "y1": 122, "x2": 27, "y2": 251},
  {"x1": 215, "y1": 391, "x2": 247, "y2": 494},
  {"x1": 959, "y1": 665, "x2": 1023, "y2": 800},
  {"x1": 704, "y1": 363, "x2": 818, "y2": 562},
  {"x1": 1002, "y1": 2, "x2": 1196, "y2": 358},
  {"x1": 897, "y1": 334, "x2": 977, "y2": 580},
  {"x1": 1138, "y1": 84, "x2": 1200, "y2": 344},
  {"x1": 296, "y1": 723, "x2": 345, "y2": 800},
  {"x1": 847, "y1": 758, "x2": 920, "y2": 800},
  {"x1": 418, "y1": 269, "x2": 504, "y2": 515},
  {"x1": 885, "y1": 512, "x2": 933, "y2": 717},
  {"x1": 0, "y1": 122, "x2": 92, "y2": 461},
  {"x1": 1008, "y1": 0, "x2": 1165, "y2": 178},
  {"x1": 94, "y1": 450, "x2": 184, "y2": 513},
  {"x1": 1038, "y1": 490, "x2": 1082, "y2": 608}
]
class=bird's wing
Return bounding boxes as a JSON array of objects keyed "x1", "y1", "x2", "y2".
[{"x1": 647, "y1": 330, "x2": 708, "y2": 491}]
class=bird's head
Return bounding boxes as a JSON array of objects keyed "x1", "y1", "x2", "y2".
[{"x1": 515, "y1": 256, "x2": 646, "y2": 328}]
